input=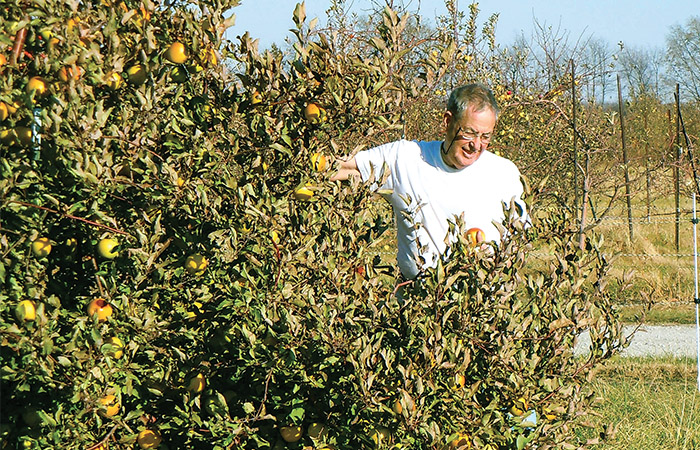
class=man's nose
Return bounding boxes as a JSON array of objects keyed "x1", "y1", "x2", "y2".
[
  {"x1": 465, "y1": 141, "x2": 481, "y2": 153},
  {"x1": 468, "y1": 138, "x2": 484, "y2": 148}
]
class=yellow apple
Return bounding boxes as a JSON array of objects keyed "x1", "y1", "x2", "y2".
[
  {"x1": 304, "y1": 103, "x2": 321, "y2": 123},
  {"x1": 87, "y1": 298, "x2": 113, "y2": 322},
  {"x1": 184, "y1": 254, "x2": 208, "y2": 275},
  {"x1": 307, "y1": 422, "x2": 326, "y2": 440},
  {"x1": 39, "y1": 28, "x2": 56, "y2": 44},
  {"x1": 98, "y1": 394, "x2": 120, "y2": 417},
  {"x1": 544, "y1": 407, "x2": 557, "y2": 421},
  {"x1": 187, "y1": 373, "x2": 206, "y2": 393},
  {"x1": 448, "y1": 373, "x2": 466, "y2": 390},
  {"x1": 465, "y1": 227, "x2": 485, "y2": 247},
  {"x1": 280, "y1": 425, "x2": 303, "y2": 443},
  {"x1": 105, "y1": 71, "x2": 123, "y2": 90},
  {"x1": 126, "y1": 64, "x2": 148, "y2": 85},
  {"x1": 170, "y1": 66, "x2": 188, "y2": 83},
  {"x1": 103, "y1": 336, "x2": 124, "y2": 359},
  {"x1": 0, "y1": 129, "x2": 14, "y2": 146},
  {"x1": 15, "y1": 300, "x2": 36, "y2": 322},
  {"x1": 21, "y1": 408, "x2": 42, "y2": 427},
  {"x1": 165, "y1": 42, "x2": 188, "y2": 64},
  {"x1": 97, "y1": 238, "x2": 119, "y2": 259},
  {"x1": 14, "y1": 127, "x2": 32, "y2": 147},
  {"x1": 448, "y1": 432, "x2": 471, "y2": 449},
  {"x1": 293, "y1": 185, "x2": 314, "y2": 201},
  {"x1": 509, "y1": 397, "x2": 529, "y2": 417},
  {"x1": 31, "y1": 237, "x2": 52, "y2": 257},
  {"x1": 310, "y1": 152, "x2": 328, "y2": 171},
  {"x1": 0, "y1": 102, "x2": 9, "y2": 121},
  {"x1": 57, "y1": 65, "x2": 83, "y2": 82},
  {"x1": 26, "y1": 76, "x2": 49, "y2": 97},
  {"x1": 137, "y1": 429, "x2": 162, "y2": 449}
]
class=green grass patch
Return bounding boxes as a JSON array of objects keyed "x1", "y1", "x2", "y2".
[
  {"x1": 619, "y1": 302, "x2": 698, "y2": 325},
  {"x1": 581, "y1": 356, "x2": 700, "y2": 449},
  {"x1": 593, "y1": 191, "x2": 697, "y2": 306}
]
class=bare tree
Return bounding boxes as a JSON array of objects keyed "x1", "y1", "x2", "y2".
[
  {"x1": 528, "y1": 18, "x2": 576, "y2": 92},
  {"x1": 618, "y1": 44, "x2": 665, "y2": 99},
  {"x1": 499, "y1": 36, "x2": 536, "y2": 93},
  {"x1": 664, "y1": 16, "x2": 700, "y2": 102},
  {"x1": 580, "y1": 38, "x2": 615, "y2": 104},
  {"x1": 504, "y1": 17, "x2": 593, "y2": 95}
]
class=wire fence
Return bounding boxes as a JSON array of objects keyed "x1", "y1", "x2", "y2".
[
  {"x1": 577, "y1": 208, "x2": 697, "y2": 303},
  {"x1": 370, "y1": 215, "x2": 698, "y2": 258},
  {"x1": 368, "y1": 208, "x2": 699, "y2": 304}
]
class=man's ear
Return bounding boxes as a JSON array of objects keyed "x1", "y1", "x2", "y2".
[{"x1": 442, "y1": 110, "x2": 453, "y2": 131}]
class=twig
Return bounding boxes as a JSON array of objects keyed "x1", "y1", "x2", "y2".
[
  {"x1": 91, "y1": 257, "x2": 105, "y2": 298},
  {"x1": 392, "y1": 279, "x2": 413, "y2": 297},
  {"x1": 5, "y1": 200, "x2": 129, "y2": 236},
  {"x1": 86, "y1": 424, "x2": 118, "y2": 450},
  {"x1": 256, "y1": 368, "x2": 275, "y2": 419}
]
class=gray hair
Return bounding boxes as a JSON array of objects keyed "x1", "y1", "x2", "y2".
[{"x1": 447, "y1": 83, "x2": 500, "y2": 121}]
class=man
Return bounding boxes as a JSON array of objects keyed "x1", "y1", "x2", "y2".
[{"x1": 332, "y1": 83, "x2": 527, "y2": 281}]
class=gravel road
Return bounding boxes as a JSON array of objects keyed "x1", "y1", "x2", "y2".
[{"x1": 576, "y1": 324, "x2": 700, "y2": 358}]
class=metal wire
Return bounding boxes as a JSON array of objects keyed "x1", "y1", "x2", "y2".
[
  {"x1": 369, "y1": 216, "x2": 697, "y2": 260},
  {"x1": 606, "y1": 253, "x2": 694, "y2": 258},
  {"x1": 370, "y1": 251, "x2": 696, "y2": 259},
  {"x1": 581, "y1": 216, "x2": 693, "y2": 225}
]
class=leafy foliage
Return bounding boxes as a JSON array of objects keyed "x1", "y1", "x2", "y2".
[{"x1": 1, "y1": 1, "x2": 628, "y2": 449}]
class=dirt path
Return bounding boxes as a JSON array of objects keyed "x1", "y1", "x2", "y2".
[{"x1": 576, "y1": 324, "x2": 700, "y2": 358}]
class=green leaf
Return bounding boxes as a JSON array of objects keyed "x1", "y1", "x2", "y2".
[
  {"x1": 243, "y1": 402, "x2": 255, "y2": 414},
  {"x1": 292, "y1": 2, "x2": 306, "y2": 29}
]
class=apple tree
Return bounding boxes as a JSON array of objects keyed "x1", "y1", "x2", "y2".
[{"x1": 1, "y1": 1, "x2": 625, "y2": 449}]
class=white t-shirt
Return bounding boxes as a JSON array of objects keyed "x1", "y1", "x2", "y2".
[{"x1": 355, "y1": 139, "x2": 526, "y2": 279}]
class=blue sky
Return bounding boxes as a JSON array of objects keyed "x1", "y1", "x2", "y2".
[{"x1": 226, "y1": 0, "x2": 698, "y2": 50}]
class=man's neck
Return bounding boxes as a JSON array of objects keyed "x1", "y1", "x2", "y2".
[{"x1": 440, "y1": 141, "x2": 455, "y2": 169}]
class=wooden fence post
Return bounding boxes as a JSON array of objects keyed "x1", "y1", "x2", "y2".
[
  {"x1": 571, "y1": 59, "x2": 578, "y2": 213},
  {"x1": 617, "y1": 74, "x2": 633, "y2": 241},
  {"x1": 675, "y1": 84, "x2": 681, "y2": 253}
]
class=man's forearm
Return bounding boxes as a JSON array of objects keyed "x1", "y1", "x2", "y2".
[
  {"x1": 330, "y1": 157, "x2": 361, "y2": 181},
  {"x1": 330, "y1": 167, "x2": 362, "y2": 181}
]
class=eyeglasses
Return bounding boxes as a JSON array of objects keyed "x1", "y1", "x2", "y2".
[
  {"x1": 443, "y1": 127, "x2": 492, "y2": 157},
  {"x1": 454, "y1": 127, "x2": 492, "y2": 144}
]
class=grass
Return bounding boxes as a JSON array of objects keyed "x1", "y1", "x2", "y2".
[
  {"x1": 592, "y1": 191, "x2": 700, "y2": 325},
  {"x1": 581, "y1": 356, "x2": 700, "y2": 449},
  {"x1": 619, "y1": 302, "x2": 698, "y2": 325},
  {"x1": 582, "y1": 192, "x2": 700, "y2": 448}
]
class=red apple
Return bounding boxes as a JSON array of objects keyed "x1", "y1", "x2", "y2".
[
  {"x1": 87, "y1": 298, "x2": 113, "y2": 322},
  {"x1": 465, "y1": 227, "x2": 485, "y2": 247}
]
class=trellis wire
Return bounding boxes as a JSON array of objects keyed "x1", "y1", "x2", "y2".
[
  {"x1": 371, "y1": 214, "x2": 698, "y2": 259},
  {"x1": 589, "y1": 216, "x2": 692, "y2": 224}
]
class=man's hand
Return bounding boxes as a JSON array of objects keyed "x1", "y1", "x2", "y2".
[{"x1": 330, "y1": 157, "x2": 361, "y2": 181}]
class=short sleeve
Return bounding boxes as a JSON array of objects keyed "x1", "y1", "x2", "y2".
[{"x1": 354, "y1": 141, "x2": 402, "y2": 191}]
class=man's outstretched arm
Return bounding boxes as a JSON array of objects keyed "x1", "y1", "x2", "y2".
[{"x1": 330, "y1": 157, "x2": 362, "y2": 182}]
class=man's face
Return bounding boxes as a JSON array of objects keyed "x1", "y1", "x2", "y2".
[{"x1": 441, "y1": 106, "x2": 497, "y2": 170}]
